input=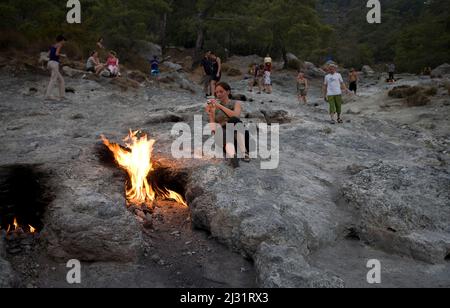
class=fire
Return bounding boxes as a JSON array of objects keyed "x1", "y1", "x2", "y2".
[
  {"x1": 101, "y1": 130, "x2": 187, "y2": 208},
  {"x1": 0, "y1": 217, "x2": 37, "y2": 234}
]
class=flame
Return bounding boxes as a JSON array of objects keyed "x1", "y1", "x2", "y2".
[
  {"x1": 160, "y1": 190, "x2": 188, "y2": 207},
  {"x1": 102, "y1": 130, "x2": 188, "y2": 208},
  {"x1": 0, "y1": 218, "x2": 38, "y2": 234}
]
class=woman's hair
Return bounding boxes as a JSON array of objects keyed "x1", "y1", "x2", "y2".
[
  {"x1": 109, "y1": 50, "x2": 117, "y2": 57},
  {"x1": 56, "y1": 35, "x2": 66, "y2": 42},
  {"x1": 91, "y1": 51, "x2": 97, "y2": 56},
  {"x1": 98, "y1": 37, "x2": 103, "y2": 42},
  {"x1": 215, "y1": 82, "x2": 233, "y2": 99}
]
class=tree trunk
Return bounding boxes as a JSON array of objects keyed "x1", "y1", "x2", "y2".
[
  {"x1": 160, "y1": 12, "x2": 168, "y2": 49},
  {"x1": 282, "y1": 45, "x2": 288, "y2": 69},
  {"x1": 193, "y1": 25, "x2": 205, "y2": 68}
]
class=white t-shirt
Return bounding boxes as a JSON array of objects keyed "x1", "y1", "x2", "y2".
[{"x1": 324, "y1": 73, "x2": 344, "y2": 96}]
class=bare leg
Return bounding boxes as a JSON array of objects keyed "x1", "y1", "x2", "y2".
[
  {"x1": 57, "y1": 69, "x2": 65, "y2": 99},
  {"x1": 236, "y1": 132, "x2": 247, "y2": 158},
  {"x1": 225, "y1": 143, "x2": 236, "y2": 158},
  {"x1": 45, "y1": 62, "x2": 58, "y2": 99},
  {"x1": 210, "y1": 80, "x2": 216, "y2": 97}
]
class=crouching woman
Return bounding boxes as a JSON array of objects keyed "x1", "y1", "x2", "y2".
[{"x1": 205, "y1": 82, "x2": 250, "y2": 168}]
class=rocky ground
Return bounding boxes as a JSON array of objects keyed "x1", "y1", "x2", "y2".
[{"x1": 0, "y1": 56, "x2": 449, "y2": 288}]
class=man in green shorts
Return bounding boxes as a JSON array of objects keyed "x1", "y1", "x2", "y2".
[{"x1": 322, "y1": 64, "x2": 349, "y2": 124}]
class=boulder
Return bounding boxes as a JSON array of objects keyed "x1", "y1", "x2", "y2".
[
  {"x1": 342, "y1": 161, "x2": 450, "y2": 263},
  {"x1": 162, "y1": 62, "x2": 183, "y2": 72},
  {"x1": 362, "y1": 65, "x2": 375, "y2": 76},
  {"x1": 255, "y1": 243, "x2": 345, "y2": 288},
  {"x1": 145, "y1": 111, "x2": 184, "y2": 124},
  {"x1": 226, "y1": 67, "x2": 242, "y2": 77},
  {"x1": 303, "y1": 62, "x2": 326, "y2": 78},
  {"x1": 260, "y1": 109, "x2": 291, "y2": 124},
  {"x1": 45, "y1": 166, "x2": 143, "y2": 262},
  {"x1": 136, "y1": 41, "x2": 162, "y2": 61},
  {"x1": 431, "y1": 63, "x2": 450, "y2": 78},
  {"x1": 159, "y1": 71, "x2": 198, "y2": 93},
  {"x1": 304, "y1": 61, "x2": 316, "y2": 70},
  {"x1": 127, "y1": 70, "x2": 148, "y2": 83},
  {"x1": 62, "y1": 66, "x2": 87, "y2": 78},
  {"x1": 286, "y1": 53, "x2": 302, "y2": 70}
]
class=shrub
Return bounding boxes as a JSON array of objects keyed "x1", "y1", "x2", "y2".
[
  {"x1": 423, "y1": 87, "x2": 438, "y2": 96},
  {"x1": 406, "y1": 93, "x2": 431, "y2": 107}
]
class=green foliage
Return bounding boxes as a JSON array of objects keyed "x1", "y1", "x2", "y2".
[
  {"x1": 318, "y1": 0, "x2": 450, "y2": 72},
  {"x1": 0, "y1": 0, "x2": 448, "y2": 72}
]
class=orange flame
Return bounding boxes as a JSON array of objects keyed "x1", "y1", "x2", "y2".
[
  {"x1": 29, "y1": 225, "x2": 36, "y2": 233},
  {"x1": 13, "y1": 218, "x2": 18, "y2": 231},
  {"x1": 102, "y1": 130, "x2": 187, "y2": 208}
]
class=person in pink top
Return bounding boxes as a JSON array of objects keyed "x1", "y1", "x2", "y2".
[{"x1": 106, "y1": 51, "x2": 120, "y2": 77}]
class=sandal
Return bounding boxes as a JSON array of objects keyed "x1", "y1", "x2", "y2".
[
  {"x1": 230, "y1": 155, "x2": 240, "y2": 168},
  {"x1": 243, "y1": 153, "x2": 251, "y2": 163}
]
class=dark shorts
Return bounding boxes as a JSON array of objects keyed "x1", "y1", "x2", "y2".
[
  {"x1": 212, "y1": 74, "x2": 222, "y2": 82},
  {"x1": 86, "y1": 67, "x2": 95, "y2": 73},
  {"x1": 349, "y1": 81, "x2": 357, "y2": 92},
  {"x1": 217, "y1": 117, "x2": 249, "y2": 156}
]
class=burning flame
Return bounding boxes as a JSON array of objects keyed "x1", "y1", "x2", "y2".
[
  {"x1": 0, "y1": 217, "x2": 37, "y2": 234},
  {"x1": 101, "y1": 130, "x2": 187, "y2": 208}
]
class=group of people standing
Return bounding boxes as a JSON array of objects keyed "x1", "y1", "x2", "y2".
[
  {"x1": 248, "y1": 55, "x2": 273, "y2": 94},
  {"x1": 201, "y1": 51, "x2": 223, "y2": 98}
]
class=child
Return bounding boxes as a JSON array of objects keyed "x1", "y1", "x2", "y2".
[
  {"x1": 264, "y1": 63, "x2": 272, "y2": 94},
  {"x1": 296, "y1": 72, "x2": 308, "y2": 104},
  {"x1": 106, "y1": 51, "x2": 120, "y2": 77},
  {"x1": 150, "y1": 56, "x2": 160, "y2": 78}
]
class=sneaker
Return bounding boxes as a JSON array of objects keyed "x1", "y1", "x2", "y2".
[
  {"x1": 337, "y1": 118, "x2": 343, "y2": 124},
  {"x1": 243, "y1": 153, "x2": 251, "y2": 163}
]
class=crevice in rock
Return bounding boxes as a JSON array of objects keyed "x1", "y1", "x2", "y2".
[
  {"x1": 344, "y1": 227, "x2": 361, "y2": 241},
  {"x1": 149, "y1": 164, "x2": 189, "y2": 201},
  {"x1": 0, "y1": 164, "x2": 52, "y2": 235}
]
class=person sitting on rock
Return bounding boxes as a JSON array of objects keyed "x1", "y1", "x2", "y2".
[
  {"x1": 86, "y1": 51, "x2": 105, "y2": 75},
  {"x1": 205, "y1": 82, "x2": 250, "y2": 168},
  {"x1": 106, "y1": 51, "x2": 120, "y2": 77}
]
